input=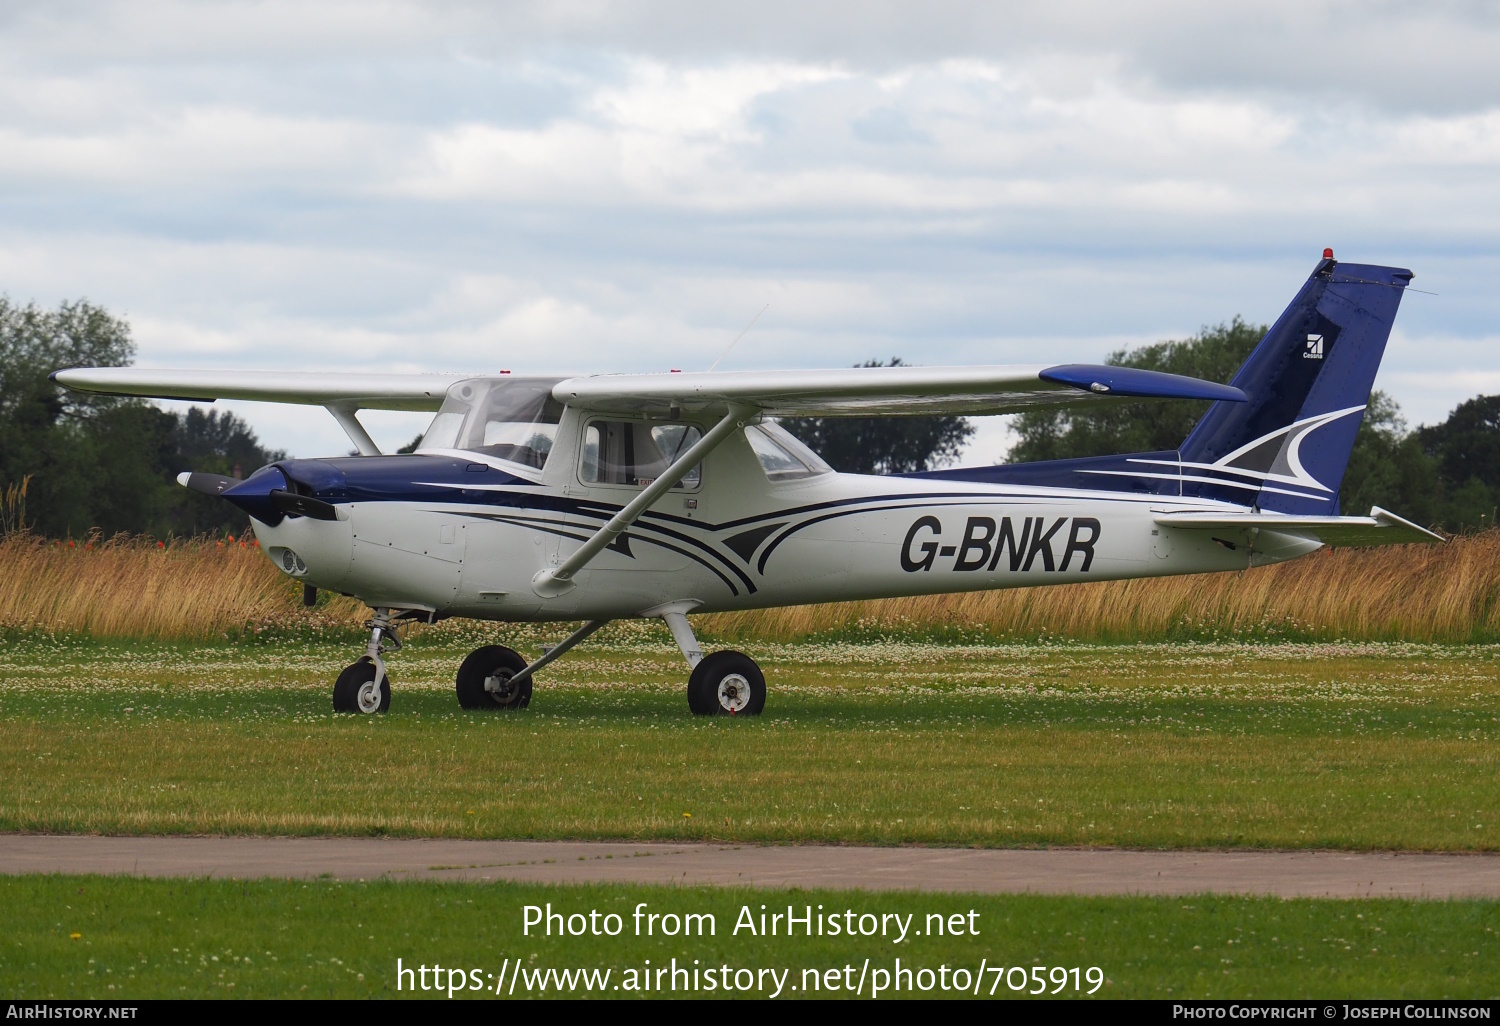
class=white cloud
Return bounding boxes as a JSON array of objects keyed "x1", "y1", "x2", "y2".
[{"x1": 1, "y1": 1, "x2": 1499, "y2": 465}]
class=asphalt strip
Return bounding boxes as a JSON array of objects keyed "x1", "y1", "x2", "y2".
[{"x1": 5, "y1": 835, "x2": 1500, "y2": 898}]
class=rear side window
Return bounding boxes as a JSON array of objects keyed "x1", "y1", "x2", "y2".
[{"x1": 581, "y1": 421, "x2": 703, "y2": 488}]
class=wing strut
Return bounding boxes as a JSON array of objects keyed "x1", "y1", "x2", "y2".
[
  {"x1": 325, "y1": 404, "x2": 382, "y2": 456},
  {"x1": 532, "y1": 405, "x2": 753, "y2": 597},
  {"x1": 506, "y1": 618, "x2": 611, "y2": 689}
]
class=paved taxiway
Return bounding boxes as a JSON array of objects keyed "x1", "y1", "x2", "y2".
[{"x1": 4, "y1": 835, "x2": 1500, "y2": 898}]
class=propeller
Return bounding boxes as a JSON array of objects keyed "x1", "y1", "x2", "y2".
[
  {"x1": 268, "y1": 488, "x2": 340, "y2": 521},
  {"x1": 176, "y1": 471, "x2": 242, "y2": 496},
  {"x1": 176, "y1": 471, "x2": 339, "y2": 522}
]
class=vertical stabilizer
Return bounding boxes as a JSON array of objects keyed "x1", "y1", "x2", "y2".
[{"x1": 1178, "y1": 254, "x2": 1412, "y2": 514}]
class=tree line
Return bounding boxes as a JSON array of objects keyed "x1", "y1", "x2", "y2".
[
  {"x1": 0, "y1": 298, "x2": 283, "y2": 538},
  {"x1": 2, "y1": 299, "x2": 1495, "y2": 538}
]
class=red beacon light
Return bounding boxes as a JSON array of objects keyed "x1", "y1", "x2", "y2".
[{"x1": 1323, "y1": 247, "x2": 1334, "y2": 259}]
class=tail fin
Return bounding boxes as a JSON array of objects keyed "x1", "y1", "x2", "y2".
[{"x1": 1178, "y1": 254, "x2": 1412, "y2": 514}]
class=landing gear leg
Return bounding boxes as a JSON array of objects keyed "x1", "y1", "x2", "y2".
[
  {"x1": 333, "y1": 608, "x2": 397, "y2": 713},
  {"x1": 661, "y1": 610, "x2": 765, "y2": 717}
]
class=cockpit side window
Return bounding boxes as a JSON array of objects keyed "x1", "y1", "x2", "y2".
[
  {"x1": 744, "y1": 422, "x2": 832, "y2": 481},
  {"x1": 581, "y1": 420, "x2": 702, "y2": 489},
  {"x1": 418, "y1": 411, "x2": 465, "y2": 451},
  {"x1": 418, "y1": 378, "x2": 565, "y2": 470}
]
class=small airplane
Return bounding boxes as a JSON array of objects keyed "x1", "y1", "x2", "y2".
[{"x1": 54, "y1": 251, "x2": 1439, "y2": 716}]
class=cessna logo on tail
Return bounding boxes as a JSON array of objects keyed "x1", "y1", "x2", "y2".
[
  {"x1": 1304, "y1": 334, "x2": 1324, "y2": 359},
  {"x1": 900, "y1": 515, "x2": 1100, "y2": 574}
]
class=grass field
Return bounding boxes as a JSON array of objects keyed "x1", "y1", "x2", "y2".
[
  {"x1": 3, "y1": 875, "x2": 1498, "y2": 999},
  {"x1": 3, "y1": 626, "x2": 1498, "y2": 849},
  {"x1": 5, "y1": 526, "x2": 1495, "y2": 1002}
]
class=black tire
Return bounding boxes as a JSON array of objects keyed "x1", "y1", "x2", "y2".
[
  {"x1": 332, "y1": 657, "x2": 390, "y2": 714},
  {"x1": 687, "y1": 650, "x2": 765, "y2": 716},
  {"x1": 456, "y1": 645, "x2": 532, "y2": 710}
]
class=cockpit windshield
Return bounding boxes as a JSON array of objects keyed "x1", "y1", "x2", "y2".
[{"x1": 417, "y1": 377, "x2": 566, "y2": 470}]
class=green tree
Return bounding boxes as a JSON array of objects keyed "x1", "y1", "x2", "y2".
[
  {"x1": 1339, "y1": 392, "x2": 1441, "y2": 523},
  {"x1": 160, "y1": 407, "x2": 286, "y2": 536},
  {"x1": 0, "y1": 297, "x2": 283, "y2": 538},
  {"x1": 780, "y1": 359, "x2": 974, "y2": 474},
  {"x1": 0, "y1": 297, "x2": 145, "y2": 536},
  {"x1": 1419, "y1": 395, "x2": 1500, "y2": 532},
  {"x1": 1008, "y1": 318, "x2": 1265, "y2": 462}
]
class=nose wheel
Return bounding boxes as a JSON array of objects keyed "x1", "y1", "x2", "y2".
[
  {"x1": 333, "y1": 608, "x2": 399, "y2": 714},
  {"x1": 333, "y1": 657, "x2": 390, "y2": 713},
  {"x1": 687, "y1": 650, "x2": 766, "y2": 716}
]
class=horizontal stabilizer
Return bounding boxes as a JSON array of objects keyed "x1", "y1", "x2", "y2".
[{"x1": 1154, "y1": 506, "x2": 1443, "y2": 547}]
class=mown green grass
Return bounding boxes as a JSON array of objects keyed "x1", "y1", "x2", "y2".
[
  {"x1": 2, "y1": 627, "x2": 1499, "y2": 849},
  {"x1": 3, "y1": 875, "x2": 1497, "y2": 999}
]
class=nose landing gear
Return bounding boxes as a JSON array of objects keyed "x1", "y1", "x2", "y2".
[
  {"x1": 332, "y1": 609, "x2": 399, "y2": 714},
  {"x1": 333, "y1": 658, "x2": 389, "y2": 714}
]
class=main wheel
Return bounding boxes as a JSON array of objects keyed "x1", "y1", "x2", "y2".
[
  {"x1": 456, "y1": 645, "x2": 532, "y2": 710},
  {"x1": 332, "y1": 657, "x2": 390, "y2": 714},
  {"x1": 687, "y1": 651, "x2": 766, "y2": 716}
]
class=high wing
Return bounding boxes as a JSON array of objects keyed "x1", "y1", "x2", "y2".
[
  {"x1": 54, "y1": 361, "x2": 1246, "y2": 420},
  {"x1": 553, "y1": 363, "x2": 1246, "y2": 417},
  {"x1": 50, "y1": 366, "x2": 474, "y2": 455},
  {"x1": 48, "y1": 367, "x2": 466, "y2": 412},
  {"x1": 1155, "y1": 507, "x2": 1443, "y2": 547}
]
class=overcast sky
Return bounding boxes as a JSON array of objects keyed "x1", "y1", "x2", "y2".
[{"x1": 4, "y1": 1, "x2": 1499, "y2": 461}]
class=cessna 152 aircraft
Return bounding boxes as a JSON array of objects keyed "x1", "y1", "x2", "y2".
[{"x1": 53, "y1": 252, "x2": 1439, "y2": 716}]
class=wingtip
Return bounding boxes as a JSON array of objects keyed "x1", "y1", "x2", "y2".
[{"x1": 1040, "y1": 364, "x2": 1246, "y2": 403}]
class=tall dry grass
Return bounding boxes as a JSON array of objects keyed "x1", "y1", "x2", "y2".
[
  {"x1": 706, "y1": 534, "x2": 1500, "y2": 643},
  {"x1": 0, "y1": 534, "x2": 366, "y2": 641},
  {"x1": 1, "y1": 530, "x2": 1497, "y2": 643}
]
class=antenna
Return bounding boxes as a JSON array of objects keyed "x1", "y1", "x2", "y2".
[{"x1": 708, "y1": 303, "x2": 769, "y2": 372}]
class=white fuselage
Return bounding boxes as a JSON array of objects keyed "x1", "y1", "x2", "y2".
[{"x1": 252, "y1": 409, "x2": 1318, "y2": 623}]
